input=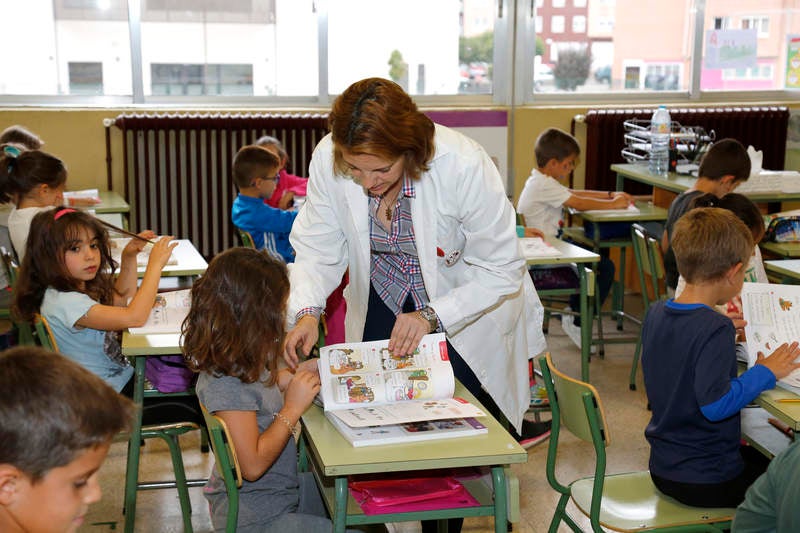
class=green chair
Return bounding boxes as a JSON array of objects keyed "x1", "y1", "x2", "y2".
[
  {"x1": 539, "y1": 352, "x2": 735, "y2": 533},
  {"x1": 237, "y1": 229, "x2": 256, "y2": 249},
  {"x1": 35, "y1": 313, "x2": 200, "y2": 533},
  {"x1": 629, "y1": 223, "x2": 668, "y2": 390},
  {"x1": 200, "y1": 404, "x2": 243, "y2": 533}
]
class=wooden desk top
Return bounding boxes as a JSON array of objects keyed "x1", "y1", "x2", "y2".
[
  {"x1": 301, "y1": 382, "x2": 527, "y2": 477},
  {"x1": 121, "y1": 332, "x2": 182, "y2": 356},
  {"x1": 94, "y1": 191, "x2": 130, "y2": 214},
  {"x1": 523, "y1": 238, "x2": 600, "y2": 266},
  {"x1": 568, "y1": 200, "x2": 668, "y2": 223}
]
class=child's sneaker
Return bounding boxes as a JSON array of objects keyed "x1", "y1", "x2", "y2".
[
  {"x1": 517, "y1": 419, "x2": 551, "y2": 450},
  {"x1": 561, "y1": 307, "x2": 596, "y2": 354}
]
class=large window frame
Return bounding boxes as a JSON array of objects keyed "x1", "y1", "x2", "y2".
[{"x1": 1, "y1": 0, "x2": 798, "y2": 107}]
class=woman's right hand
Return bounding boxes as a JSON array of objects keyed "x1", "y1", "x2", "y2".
[
  {"x1": 283, "y1": 369, "x2": 321, "y2": 416},
  {"x1": 146, "y1": 236, "x2": 179, "y2": 270},
  {"x1": 283, "y1": 315, "x2": 320, "y2": 369}
]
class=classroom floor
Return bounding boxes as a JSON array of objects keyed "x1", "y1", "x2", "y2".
[{"x1": 79, "y1": 294, "x2": 651, "y2": 533}]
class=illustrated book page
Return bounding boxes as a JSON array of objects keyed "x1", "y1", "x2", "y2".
[
  {"x1": 317, "y1": 333, "x2": 485, "y2": 427},
  {"x1": 128, "y1": 289, "x2": 191, "y2": 335},
  {"x1": 741, "y1": 282, "x2": 800, "y2": 387},
  {"x1": 325, "y1": 413, "x2": 488, "y2": 447}
]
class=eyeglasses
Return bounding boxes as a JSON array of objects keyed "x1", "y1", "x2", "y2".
[{"x1": 251, "y1": 172, "x2": 280, "y2": 187}]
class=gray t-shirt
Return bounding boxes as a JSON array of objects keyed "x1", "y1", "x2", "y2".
[{"x1": 196, "y1": 371, "x2": 299, "y2": 531}]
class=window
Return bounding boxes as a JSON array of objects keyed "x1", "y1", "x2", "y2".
[
  {"x1": 551, "y1": 16, "x2": 565, "y2": 34},
  {"x1": 574, "y1": 0, "x2": 587, "y2": 6},
  {"x1": 535, "y1": 16, "x2": 543, "y2": 33},
  {"x1": 714, "y1": 17, "x2": 731, "y2": 30},
  {"x1": 572, "y1": 15, "x2": 586, "y2": 34},
  {"x1": 150, "y1": 64, "x2": 253, "y2": 95},
  {"x1": 644, "y1": 64, "x2": 681, "y2": 91},
  {"x1": 552, "y1": 0, "x2": 566, "y2": 7},
  {"x1": 741, "y1": 16, "x2": 769, "y2": 38},
  {"x1": 68, "y1": 62, "x2": 103, "y2": 95}
]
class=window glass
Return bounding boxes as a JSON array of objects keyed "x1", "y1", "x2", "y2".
[
  {"x1": 0, "y1": 0, "x2": 131, "y2": 96},
  {"x1": 329, "y1": 0, "x2": 492, "y2": 96},
  {"x1": 572, "y1": 15, "x2": 586, "y2": 33},
  {"x1": 551, "y1": 16, "x2": 565, "y2": 33},
  {"x1": 140, "y1": 0, "x2": 316, "y2": 97}
]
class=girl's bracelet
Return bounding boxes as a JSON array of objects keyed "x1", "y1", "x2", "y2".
[{"x1": 273, "y1": 412, "x2": 298, "y2": 439}]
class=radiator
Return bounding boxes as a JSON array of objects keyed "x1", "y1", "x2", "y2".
[
  {"x1": 105, "y1": 112, "x2": 329, "y2": 258},
  {"x1": 577, "y1": 106, "x2": 790, "y2": 193}
]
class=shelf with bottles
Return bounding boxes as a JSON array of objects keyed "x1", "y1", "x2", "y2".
[{"x1": 621, "y1": 118, "x2": 714, "y2": 165}]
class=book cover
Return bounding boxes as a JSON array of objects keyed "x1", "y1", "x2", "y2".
[
  {"x1": 325, "y1": 412, "x2": 488, "y2": 447},
  {"x1": 128, "y1": 289, "x2": 191, "y2": 335}
]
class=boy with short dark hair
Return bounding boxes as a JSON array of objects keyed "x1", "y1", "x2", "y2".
[
  {"x1": 231, "y1": 145, "x2": 298, "y2": 263},
  {"x1": 642, "y1": 207, "x2": 800, "y2": 508},
  {"x1": 662, "y1": 138, "x2": 751, "y2": 290},
  {"x1": 0, "y1": 346, "x2": 134, "y2": 532},
  {"x1": 516, "y1": 127, "x2": 633, "y2": 349}
]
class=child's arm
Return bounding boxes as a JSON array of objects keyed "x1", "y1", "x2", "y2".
[
  {"x1": 76, "y1": 236, "x2": 178, "y2": 331},
  {"x1": 113, "y1": 230, "x2": 157, "y2": 305},
  {"x1": 563, "y1": 191, "x2": 632, "y2": 211},
  {"x1": 523, "y1": 227, "x2": 545, "y2": 239},
  {"x1": 216, "y1": 370, "x2": 320, "y2": 481},
  {"x1": 570, "y1": 190, "x2": 634, "y2": 201},
  {"x1": 276, "y1": 358, "x2": 320, "y2": 391}
]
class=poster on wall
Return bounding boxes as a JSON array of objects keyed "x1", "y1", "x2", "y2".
[
  {"x1": 786, "y1": 35, "x2": 800, "y2": 89},
  {"x1": 704, "y1": 29, "x2": 757, "y2": 70}
]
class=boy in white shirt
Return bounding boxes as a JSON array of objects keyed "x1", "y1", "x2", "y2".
[{"x1": 517, "y1": 127, "x2": 632, "y2": 349}]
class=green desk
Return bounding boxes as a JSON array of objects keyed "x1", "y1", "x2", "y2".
[
  {"x1": 562, "y1": 201, "x2": 668, "y2": 340},
  {"x1": 760, "y1": 241, "x2": 800, "y2": 259},
  {"x1": 300, "y1": 382, "x2": 527, "y2": 533},
  {"x1": 94, "y1": 190, "x2": 130, "y2": 214},
  {"x1": 524, "y1": 238, "x2": 599, "y2": 382},
  {"x1": 111, "y1": 238, "x2": 208, "y2": 278},
  {"x1": 764, "y1": 260, "x2": 800, "y2": 284}
]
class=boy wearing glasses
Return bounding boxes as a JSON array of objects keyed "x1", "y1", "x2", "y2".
[{"x1": 232, "y1": 145, "x2": 299, "y2": 263}]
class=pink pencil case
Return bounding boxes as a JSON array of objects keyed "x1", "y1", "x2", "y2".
[{"x1": 349, "y1": 476, "x2": 479, "y2": 515}]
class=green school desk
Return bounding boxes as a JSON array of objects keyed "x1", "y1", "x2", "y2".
[
  {"x1": 523, "y1": 238, "x2": 599, "y2": 382},
  {"x1": 760, "y1": 241, "x2": 800, "y2": 259},
  {"x1": 94, "y1": 190, "x2": 130, "y2": 214},
  {"x1": 561, "y1": 201, "x2": 668, "y2": 348},
  {"x1": 764, "y1": 260, "x2": 800, "y2": 284},
  {"x1": 110, "y1": 238, "x2": 208, "y2": 278},
  {"x1": 120, "y1": 333, "x2": 205, "y2": 533},
  {"x1": 299, "y1": 381, "x2": 527, "y2": 533}
]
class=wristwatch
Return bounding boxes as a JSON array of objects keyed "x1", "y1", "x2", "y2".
[{"x1": 418, "y1": 306, "x2": 439, "y2": 333}]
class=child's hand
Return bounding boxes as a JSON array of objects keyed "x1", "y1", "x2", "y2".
[
  {"x1": 122, "y1": 230, "x2": 157, "y2": 257},
  {"x1": 296, "y1": 358, "x2": 320, "y2": 375},
  {"x1": 610, "y1": 195, "x2": 630, "y2": 209},
  {"x1": 756, "y1": 341, "x2": 800, "y2": 380},
  {"x1": 278, "y1": 191, "x2": 295, "y2": 210},
  {"x1": 284, "y1": 369, "x2": 321, "y2": 415},
  {"x1": 524, "y1": 227, "x2": 545, "y2": 239},
  {"x1": 146, "y1": 236, "x2": 178, "y2": 270},
  {"x1": 612, "y1": 191, "x2": 634, "y2": 203}
]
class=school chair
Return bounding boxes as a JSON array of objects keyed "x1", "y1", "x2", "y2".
[
  {"x1": 629, "y1": 223, "x2": 668, "y2": 391},
  {"x1": 1, "y1": 248, "x2": 35, "y2": 346},
  {"x1": 237, "y1": 228, "x2": 256, "y2": 249},
  {"x1": 35, "y1": 313, "x2": 200, "y2": 533},
  {"x1": 200, "y1": 404, "x2": 243, "y2": 533},
  {"x1": 539, "y1": 352, "x2": 735, "y2": 533}
]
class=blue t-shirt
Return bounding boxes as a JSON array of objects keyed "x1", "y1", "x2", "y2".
[
  {"x1": 232, "y1": 194, "x2": 298, "y2": 263},
  {"x1": 41, "y1": 288, "x2": 133, "y2": 392},
  {"x1": 642, "y1": 300, "x2": 774, "y2": 484}
]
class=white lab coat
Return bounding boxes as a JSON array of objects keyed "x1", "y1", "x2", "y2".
[{"x1": 288, "y1": 124, "x2": 546, "y2": 432}]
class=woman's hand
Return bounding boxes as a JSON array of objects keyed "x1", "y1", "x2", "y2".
[
  {"x1": 283, "y1": 369, "x2": 321, "y2": 417},
  {"x1": 145, "y1": 236, "x2": 178, "y2": 270},
  {"x1": 283, "y1": 315, "x2": 320, "y2": 369},
  {"x1": 756, "y1": 341, "x2": 800, "y2": 380},
  {"x1": 388, "y1": 311, "x2": 430, "y2": 356},
  {"x1": 121, "y1": 230, "x2": 157, "y2": 258}
]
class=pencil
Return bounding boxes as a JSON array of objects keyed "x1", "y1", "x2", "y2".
[
  {"x1": 96, "y1": 218, "x2": 156, "y2": 245},
  {"x1": 776, "y1": 398, "x2": 800, "y2": 403}
]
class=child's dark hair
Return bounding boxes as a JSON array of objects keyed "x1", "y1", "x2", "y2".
[
  {"x1": 255, "y1": 135, "x2": 289, "y2": 165},
  {"x1": 689, "y1": 192, "x2": 765, "y2": 241},
  {"x1": 0, "y1": 125, "x2": 43, "y2": 150},
  {"x1": 697, "y1": 138, "x2": 751, "y2": 183},
  {"x1": 232, "y1": 145, "x2": 280, "y2": 189},
  {"x1": 0, "y1": 145, "x2": 67, "y2": 204},
  {"x1": 183, "y1": 247, "x2": 289, "y2": 384},
  {"x1": 0, "y1": 346, "x2": 134, "y2": 482},
  {"x1": 534, "y1": 127, "x2": 580, "y2": 168},
  {"x1": 13, "y1": 207, "x2": 117, "y2": 322}
]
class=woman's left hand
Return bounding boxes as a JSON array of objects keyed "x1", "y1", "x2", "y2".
[
  {"x1": 388, "y1": 311, "x2": 430, "y2": 356},
  {"x1": 122, "y1": 230, "x2": 157, "y2": 258}
]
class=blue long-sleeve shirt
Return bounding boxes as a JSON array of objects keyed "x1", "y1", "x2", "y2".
[{"x1": 232, "y1": 194, "x2": 298, "y2": 263}]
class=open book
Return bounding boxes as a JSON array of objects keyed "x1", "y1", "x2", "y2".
[
  {"x1": 128, "y1": 289, "x2": 191, "y2": 335},
  {"x1": 317, "y1": 333, "x2": 486, "y2": 445},
  {"x1": 519, "y1": 237, "x2": 562, "y2": 258},
  {"x1": 110, "y1": 238, "x2": 178, "y2": 267},
  {"x1": 741, "y1": 282, "x2": 800, "y2": 388}
]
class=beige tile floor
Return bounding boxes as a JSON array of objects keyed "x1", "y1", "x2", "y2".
[{"x1": 78, "y1": 295, "x2": 652, "y2": 533}]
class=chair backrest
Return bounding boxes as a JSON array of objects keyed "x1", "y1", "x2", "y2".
[
  {"x1": 34, "y1": 314, "x2": 58, "y2": 351},
  {"x1": 631, "y1": 223, "x2": 667, "y2": 308},
  {"x1": 200, "y1": 403, "x2": 242, "y2": 531},
  {"x1": 238, "y1": 229, "x2": 256, "y2": 249},
  {"x1": 0, "y1": 246, "x2": 18, "y2": 287}
]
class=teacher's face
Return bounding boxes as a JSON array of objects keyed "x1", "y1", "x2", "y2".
[{"x1": 341, "y1": 150, "x2": 404, "y2": 197}]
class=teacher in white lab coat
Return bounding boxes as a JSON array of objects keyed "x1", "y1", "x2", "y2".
[{"x1": 283, "y1": 77, "x2": 546, "y2": 436}]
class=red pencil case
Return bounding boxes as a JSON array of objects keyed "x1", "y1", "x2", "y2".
[{"x1": 349, "y1": 476, "x2": 479, "y2": 515}]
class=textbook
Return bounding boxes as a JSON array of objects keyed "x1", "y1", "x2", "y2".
[
  {"x1": 128, "y1": 289, "x2": 191, "y2": 335},
  {"x1": 741, "y1": 282, "x2": 800, "y2": 387},
  {"x1": 519, "y1": 237, "x2": 562, "y2": 258},
  {"x1": 318, "y1": 333, "x2": 486, "y2": 430},
  {"x1": 110, "y1": 238, "x2": 178, "y2": 267},
  {"x1": 325, "y1": 413, "x2": 488, "y2": 447}
]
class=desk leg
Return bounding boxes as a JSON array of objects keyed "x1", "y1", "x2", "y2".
[
  {"x1": 579, "y1": 267, "x2": 592, "y2": 382},
  {"x1": 491, "y1": 466, "x2": 508, "y2": 533},
  {"x1": 333, "y1": 476, "x2": 348, "y2": 533},
  {"x1": 123, "y1": 357, "x2": 145, "y2": 533},
  {"x1": 616, "y1": 247, "x2": 627, "y2": 330},
  {"x1": 616, "y1": 173, "x2": 625, "y2": 192}
]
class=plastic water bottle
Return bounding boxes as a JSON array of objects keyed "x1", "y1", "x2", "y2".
[{"x1": 649, "y1": 105, "x2": 671, "y2": 177}]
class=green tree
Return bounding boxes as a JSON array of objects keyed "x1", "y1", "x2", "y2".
[
  {"x1": 388, "y1": 50, "x2": 408, "y2": 84},
  {"x1": 553, "y1": 48, "x2": 591, "y2": 91},
  {"x1": 459, "y1": 31, "x2": 493, "y2": 64},
  {"x1": 535, "y1": 36, "x2": 545, "y2": 57}
]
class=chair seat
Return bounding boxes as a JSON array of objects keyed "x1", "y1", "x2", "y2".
[{"x1": 571, "y1": 471, "x2": 735, "y2": 531}]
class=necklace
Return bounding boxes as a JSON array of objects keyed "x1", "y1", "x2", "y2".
[{"x1": 382, "y1": 192, "x2": 398, "y2": 220}]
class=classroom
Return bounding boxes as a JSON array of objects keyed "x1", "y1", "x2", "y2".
[{"x1": 1, "y1": 1, "x2": 800, "y2": 532}]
